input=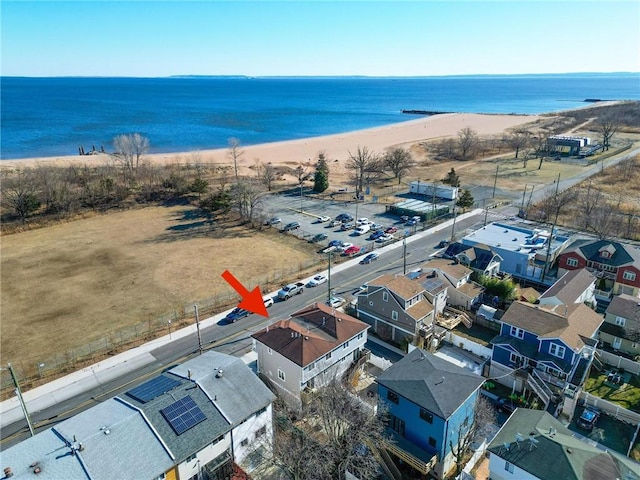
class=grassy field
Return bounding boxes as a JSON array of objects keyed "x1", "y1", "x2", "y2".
[{"x1": 1, "y1": 202, "x2": 320, "y2": 376}]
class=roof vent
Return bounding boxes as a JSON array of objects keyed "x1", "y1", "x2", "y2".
[
  {"x1": 103, "y1": 429, "x2": 110, "y2": 435},
  {"x1": 4, "y1": 467, "x2": 13, "y2": 478},
  {"x1": 566, "y1": 448, "x2": 572, "y2": 454},
  {"x1": 304, "y1": 336, "x2": 309, "y2": 340},
  {"x1": 216, "y1": 369, "x2": 224, "y2": 378}
]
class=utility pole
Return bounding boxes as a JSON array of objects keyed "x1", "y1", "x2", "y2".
[
  {"x1": 403, "y1": 237, "x2": 407, "y2": 274},
  {"x1": 492, "y1": 165, "x2": 499, "y2": 198},
  {"x1": 450, "y1": 193, "x2": 458, "y2": 242},
  {"x1": 327, "y1": 251, "x2": 332, "y2": 304},
  {"x1": 194, "y1": 304, "x2": 203, "y2": 355},
  {"x1": 4, "y1": 363, "x2": 35, "y2": 437},
  {"x1": 541, "y1": 173, "x2": 561, "y2": 283},
  {"x1": 483, "y1": 198, "x2": 489, "y2": 226},
  {"x1": 520, "y1": 184, "x2": 528, "y2": 215}
]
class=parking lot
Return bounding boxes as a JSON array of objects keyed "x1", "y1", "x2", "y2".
[{"x1": 261, "y1": 190, "x2": 421, "y2": 254}]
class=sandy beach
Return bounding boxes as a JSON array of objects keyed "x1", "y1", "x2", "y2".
[{"x1": 1, "y1": 113, "x2": 541, "y2": 175}]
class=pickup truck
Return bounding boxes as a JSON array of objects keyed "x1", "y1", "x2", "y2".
[{"x1": 278, "y1": 282, "x2": 305, "y2": 300}]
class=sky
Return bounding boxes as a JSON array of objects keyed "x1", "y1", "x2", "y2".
[{"x1": 2, "y1": 1, "x2": 639, "y2": 77}]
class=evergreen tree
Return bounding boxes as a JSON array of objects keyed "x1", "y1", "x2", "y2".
[
  {"x1": 443, "y1": 168, "x2": 461, "y2": 187},
  {"x1": 313, "y1": 152, "x2": 330, "y2": 192},
  {"x1": 456, "y1": 189, "x2": 474, "y2": 212}
]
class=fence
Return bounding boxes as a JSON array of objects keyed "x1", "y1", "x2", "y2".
[
  {"x1": 0, "y1": 256, "x2": 324, "y2": 396},
  {"x1": 580, "y1": 391, "x2": 640, "y2": 426},
  {"x1": 597, "y1": 349, "x2": 640, "y2": 375}
]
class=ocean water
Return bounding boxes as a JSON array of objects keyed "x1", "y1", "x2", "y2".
[{"x1": 1, "y1": 74, "x2": 638, "y2": 160}]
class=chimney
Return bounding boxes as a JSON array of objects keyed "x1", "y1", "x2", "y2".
[
  {"x1": 216, "y1": 369, "x2": 223, "y2": 378},
  {"x1": 4, "y1": 467, "x2": 13, "y2": 477},
  {"x1": 188, "y1": 369, "x2": 191, "y2": 380}
]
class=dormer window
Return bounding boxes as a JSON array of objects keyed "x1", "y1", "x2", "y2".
[
  {"x1": 598, "y1": 244, "x2": 616, "y2": 259},
  {"x1": 510, "y1": 326, "x2": 524, "y2": 339}
]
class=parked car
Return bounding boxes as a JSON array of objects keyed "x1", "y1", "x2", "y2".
[
  {"x1": 354, "y1": 224, "x2": 371, "y2": 235},
  {"x1": 577, "y1": 407, "x2": 601, "y2": 431},
  {"x1": 343, "y1": 245, "x2": 361, "y2": 256},
  {"x1": 337, "y1": 242, "x2": 353, "y2": 252},
  {"x1": 263, "y1": 296, "x2": 274, "y2": 308},
  {"x1": 309, "y1": 233, "x2": 328, "y2": 243},
  {"x1": 283, "y1": 222, "x2": 300, "y2": 231},
  {"x1": 335, "y1": 213, "x2": 353, "y2": 222},
  {"x1": 356, "y1": 218, "x2": 370, "y2": 226},
  {"x1": 326, "y1": 296, "x2": 346, "y2": 308},
  {"x1": 369, "y1": 230, "x2": 385, "y2": 241},
  {"x1": 329, "y1": 219, "x2": 343, "y2": 227},
  {"x1": 265, "y1": 217, "x2": 281, "y2": 225},
  {"x1": 371, "y1": 223, "x2": 384, "y2": 230},
  {"x1": 340, "y1": 222, "x2": 355, "y2": 231},
  {"x1": 277, "y1": 282, "x2": 305, "y2": 300},
  {"x1": 405, "y1": 218, "x2": 418, "y2": 226},
  {"x1": 328, "y1": 239, "x2": 344, "y2": 248},
  {"x1": 385, "y1": 226, "x2": 398, "y2": 234},
  {"x1": 308, "y1": 274, "x2": 327, "y2": 287},
  {"x1": 316, "y1": 215, "x2": 330, "y2": 223},
  {"x1": 376, "y1": 234, "x2": 394, "y2": 243},
  {"x1": 225, "y1": 307, "x2": 250, "y2": 323},
  {"x1": 360, "y1": 252, "x2": 380, "y2": 264},
  {"x1": 437, "y1": 240, "x2": 450, "y2": 248}
]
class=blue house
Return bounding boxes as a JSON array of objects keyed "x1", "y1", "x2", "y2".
[
  {"x1": 376, "y1": 348, "x2": 485, "y2": 479},
  {"x1": 490, "y1": 301, "x2": 602, "y2": 408},
  {"x1": 460, "y1": 222, "x2": 570, "y2": 284}
]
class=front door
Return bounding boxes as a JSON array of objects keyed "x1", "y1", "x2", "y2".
[{"x1": 613, "y1": 337, "x2": 622, "y2": 349}]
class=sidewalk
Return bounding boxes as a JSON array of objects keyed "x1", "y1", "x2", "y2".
[{"x1": 0, "y1": 209, "x2": 482, "y2": 430}]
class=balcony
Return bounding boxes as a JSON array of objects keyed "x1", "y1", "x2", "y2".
[{"x1": 383, "y1": 429, "x2": 438, "y2": 475}]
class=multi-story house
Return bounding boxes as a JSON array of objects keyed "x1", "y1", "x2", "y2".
[
  {"x1": 488, "y1": 409, "x2": 640, "y2": 480},
  {"x1": 356, "y1": 274, "x2": 434, "y2": 345},
  {"x1": 538, "y1": 268, "x2": 597, "y2": 310},
  {"x1": 557, "y1": 238, "x2": 640, "y2": 303},
  {"x1": 376, "y1": 348, "x2": 485, "y2": 479},
  {"x1": 252, "y1": 302, "x2": 369, "y2": 409},
  {"x1": 1, "y1": 350, "x2": 275, "y2": 480},
  {"x1": 420, "y1": 258, "x2": 485, "y2": 311},
  {"x1": 490, "y1": 301, "x2": 603, "y2": 406},
  {"x1": 460, "y1": 222, "x2": 570, "y2": 284},
  {"x1": 443, "y1": 242, "x2": 503, "y2": 277},
  {"x1": 599, "y1": 293, "x2": 640, "y2": 357}
]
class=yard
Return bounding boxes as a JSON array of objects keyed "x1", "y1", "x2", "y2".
[{"x1": 584, "y1": 369, "x2": 640, "y2": 412}]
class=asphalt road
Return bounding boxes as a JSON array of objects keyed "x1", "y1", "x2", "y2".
[{"x1": 1, "y1": 210, "x2": 485, "y2": 449}]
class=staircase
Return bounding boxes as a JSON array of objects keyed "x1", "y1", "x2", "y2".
[
  {"x1": 371, "y1": 443, "x2": 403, "y2": 480},
  {"x1": 568, "y1": 356, "x2": 591, "y2": 387},
  {"x1": 527, "y1": 370, "x2": 553, "y2": 407}
]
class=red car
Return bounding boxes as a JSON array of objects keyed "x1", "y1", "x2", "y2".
[
  {"x1": 385, "y1": 226, "x2": 398, "y2": 234},
  {"x1": 343, "y1": 245, "x2": 361, "y2": 256}
]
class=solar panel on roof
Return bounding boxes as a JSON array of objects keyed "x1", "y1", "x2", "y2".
[
  {"x1": 161, "y1": 395, "x2": 207, "y2": 435},
  {"x1": 422, "y1": 278, "x2": 443, "y2": 292},
  {"x1": 126, "y1": 376, "x2": 181, "y2": 403}
]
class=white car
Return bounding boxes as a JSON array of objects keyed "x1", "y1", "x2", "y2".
[
  {"x1": 376, "y1": 234, "x2": 394, "y2": 243},
  {"x1": 308, "y1": 274, "x2": 327, "y2": 287},
  {"x1": 337, "y1": 242, "x2": 353, "y2": 252},
  {"x1": 371, "y1": 223, "x2": 384, "y2": 230},
  {"x1": 356, "y1": 218, "x2": 370, "y2": 226},
  {"x1": 316, "y1": 216, "x2": 330, "y2": 223},
  {"x1": 263, "y1": 296, "x2": 274, "y2": 308},
  {"x1": 326, "y1": 296, "x2": 346, "y2": 308}
]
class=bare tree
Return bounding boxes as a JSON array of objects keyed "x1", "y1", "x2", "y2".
[
  {"x1": 508, "y1": 128, "x2": 531, "y2": 159},
  {"x1": 260, "y1": 162, "x2": 277, "y2": 191},
  {"x1": 1, "y1": 168, "x2": 41, "y2": 222},
  {"x1": 458, "y1": 127, "x2": 479, "y2": 160},
  {"x1": 449, "y1": 395, "x2": 497, "y2": 477},
  {"x1": 590, "y1": 201, "x2": 620, "y2": 240},
  {"x1": 346, "y1": 146, "x2": 381, "y2": 197},
  {"x1": 227, "y1": 137, "x2": 244, "y2": 181},
  {"x1": 231, "y1": 180, "x2": 265, "y2": 225},
  {"x1": 577, "y1": 180, "x2": 603, "y2": 231},
  {"x1": 383, "y1": 147, "x2": 415, "y2": 184},
  {"x1": 113, "y1": 133, "x2": 149, "y2": 177},
  {"x1": 596, "y1": 114, "x2": 619, "y2": 151},
  {"x1": 532, "y1": 136, "x2": 552, "y2": 169}
]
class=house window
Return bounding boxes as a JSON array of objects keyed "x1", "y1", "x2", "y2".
[
  {"x1": 510, "y1": 352, "x2": 524, "y2": 367},
  {"x1": 357, "y1": 332, "x2": 364, "y2": 340},
  {"x1": 255, "y1": 426, "x2": 267, "y2": 439},
  {"x1": 623, "y1": 271, "x2": 637, "y2": 281},
  {"x1": 387, "y1": 390, "x2": 399, "y2": 404},
  {"x1": 383, "y1": 291, "x2": 389, "y2": 302},
  {"x1": 392, "y1": 310, "x2": 398, "y2": 321},
  {"x1": 549, "y1": 343, "x2": 566, "y2": 359},
  {"x1": 211, "y1": 435, "x2": 224, "y2": 446},
  {"x1": 325, "y1": 352, "x2": 332, "y2": 360},
  {"x1": 613, "y1": 337, "x2": 622, "y2": 349},
  {"x1": 389, "y1": 414, "x2": 405, "y2": 437},
  {"x1": 615, "y1": 316, "x2": 626, "y2": 327},
  {"x1": 420, "y1": 409, "x2": 433, "y2": 423},
  {"x1": 278, "y1": 369, "x2": 285, "y2": 381},
  {"x1": 510, "y1": 326, "x2": 524, "y2": 339},
  {"x1": 516, "y1": 264, "x2": 522, "y2": 274},
  {"x1": 153, "y1": 474, "x2": 166, "y2": 480},
  {"x1": 185, "y1": 453, "x2": 197, "y2": 462},
  {"x1": 566, "y1": 257, "x2": 579, "y2": 267},
  {"x1": 241, "y1": 438, "x2": 249, "y2": 447},
  {"x1": 307, "y1": 362, "x2": 315, "y2": 371},
  {"x1": 257, "y1": 406, "x2": 267, "y2": 416},
  {"x1": 343, "y1": 341, "x2": 349, "y2": 349},
  {"x1": 428, "y1": 437, "x2": 437, "y2": 448},
  {"x1": 267, "y1": 347, "x2": 272, "y2": 355},
  {"x1": 505, "y1": 461, "x2": 514, "y2": 474}
]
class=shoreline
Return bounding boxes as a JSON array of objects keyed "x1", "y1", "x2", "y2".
[{"x1": 0, "y1": 112, "x2": 541, "y2": 171}]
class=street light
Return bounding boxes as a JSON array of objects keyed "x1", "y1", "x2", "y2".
[
  {"x1": 168, "y1": 320, "x2": 172, "y2": 340},
  {"x1": 327, "y1": 251, "x2": 333, "y2": 304},
  {"x1": 38, "y1": 363, "x2": 45, "y2": 378}
]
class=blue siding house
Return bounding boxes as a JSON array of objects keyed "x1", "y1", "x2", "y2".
[
  {"x1": 490, "y1": 301, "x2": 602, "y2": 407},
  {"x1": 376, "y1": 348, "x2": 485, "y2": 479}
]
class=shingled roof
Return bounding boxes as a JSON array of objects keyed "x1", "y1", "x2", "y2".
[
  {"x1": 251, "y1": 302, "x2": 368, "y2": 367},
  {"x1": 376, "y1": 348, "x2": 484, "y2": 419},
  {"x1": 539, "y1": 269, "x2": 595, "y2": 306},
  {"x1": 368, "y1": 274, "x2": 426, "y2": 300},
  {"x1": 500, "y1": 301, "x2": 602, "y2": 350},
  {"x1": 488, "y1": 409, "x2": 640, "y2": 480},
  {"x1": 564, "y1": 238, "x2": 640, "y2": 267}
]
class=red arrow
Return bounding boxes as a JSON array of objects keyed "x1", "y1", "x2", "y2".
[{"x1": 221, "y1": 270, "x2": 269, "y2": 318}]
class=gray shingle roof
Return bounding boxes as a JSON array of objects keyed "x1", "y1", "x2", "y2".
[
  {"x1": 120, "y1": 375, "x2": 231, "y2": 463},
  {"x1": 0, "y1": 429, "x2": 89, "y2": 479},
  {"x1": 376, "y1": 348, "x2": 484, "y2": 419},
  {"x1": 55, "y1": 399, "x2": 173, "y2": 480},
  {"x1": 606, "y1": 293, "x2": 640, "y2": 323},
  {"x1": 167, "y1": 351, "x2": 275, "y2": 426},
  {"x1": 539, "y1": 269, "x2": 595, "y2": 305},
  {"x1": 488, "y1": 409, "x2": 640, "y2": 480}
]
